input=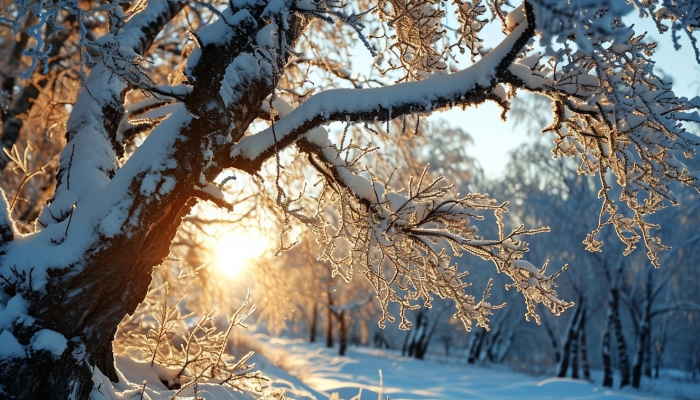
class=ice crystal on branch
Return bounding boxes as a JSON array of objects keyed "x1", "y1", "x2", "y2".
[{"x1": 376, "y1": 0, "x2": 449, "y2": 80}]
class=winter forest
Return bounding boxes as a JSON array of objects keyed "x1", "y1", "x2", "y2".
[{"x1": 0, "y1": 0, "x2": 699, "y2": 398}]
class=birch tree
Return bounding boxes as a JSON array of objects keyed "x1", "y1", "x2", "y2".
[{"x1": 0, "y1": 0, "x2": 699, "y2": 397}]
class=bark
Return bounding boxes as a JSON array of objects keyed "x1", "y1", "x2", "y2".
[
  {"x1": 543, "y1": 317, "x2": 561, "y2": 364},
  {"x1": 632, "y1": 274, "x2": 653, "y2": 388},
  {"x1": 338, "y1": 310, "x2": 348, "y2": 356},
  {"x1": 557, "y1": 304, "x2": 582, "y2": 377},
  {"x1": 309, "y1": 301, "x2": 317, "y2": 343},
  {"x1": 401, "y1": 326, "x2": 411, "y2": 356},
  {"x1": 631, "y1": 319, "x2": 649, "y2": 388},
  {"x1": 579, "y1": 313, "x2": 590, "y2": 381},
  {"x1": 643, "y1": 332, "x2": 652, "y2": 378},
  {"x1": 467, "y1": 328, "x2": 486, "y2": 364},
  {"x1": 402, "y1": 311, "x2": 433, "y2": 359},
  {"x1": 486, "y1": 329, "x2": 501, "y2": 363},
  {"x1": 610, "y1": 288, "x2": 631, "y2": 388},
  {"x1": 571, "y1": 328, "x2": 580, "y2": 379},
  {"x1": 326, "y1": 282, "x2": 334, "y2": 348},
  {"x1": 602, "y1": 320, "x2": 614, "y2": 387},
  {"x1": 414, "y1": 315, "x2": 435, "y2": 360},
  {"x1": 374, "y1": 331, "x2": 391, "y2": 349},
  {"x1": 0, "y1": 2, "x2": 539, "y2": 397}
]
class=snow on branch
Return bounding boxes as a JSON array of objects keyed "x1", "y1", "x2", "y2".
[
  {"x1": 286, "y1": 113, "x2": 572, "y2": 331},
  {"x1": 36, "y1": 1, "x2": 185, "y2": 229},
  {"x1": 229, "y1": 11, "x2": 535, "y2": 172}
]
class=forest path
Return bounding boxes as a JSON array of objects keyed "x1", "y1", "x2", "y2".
[{"x1": 252, "y1": 335, "x2": 681, "y2": 400}]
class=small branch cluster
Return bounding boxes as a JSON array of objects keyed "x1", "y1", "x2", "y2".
[
  {"x1": 376, "y1": 0, "x2": 449, "y2": 80},
  {"x1": 504, "y1": 21, "x2": 700, "y2": 268},
  {"x1": 297, "y1": 129, "x2": 572, "y2": 331},
  {"x1": 116, "y1": 269, "x2": 273, "y2": 397}
]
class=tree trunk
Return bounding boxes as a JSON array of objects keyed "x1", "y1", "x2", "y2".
[
  {"x1": 309, "y1": 301, "x2": 317, "y2": 343},
  {"x1": 0, "y1": 195, "x2": 196, "y2": 398},
  {"x1": 402, "y1": 311, "x2": 433, "y2": 359},
  {"x1": 414, "y1": 314, "x2": 434, "y2": 360},
  {"x1": 643, "y1": 331, "x2": 652, "y2": 378},
  {"x1": 467, "y1": 328, "x2": 485, "y2": 364},
  {"x1": 338, "y1": 310, "x2": 348, "y2": 356},
  {"x1": 571, "y1": 330, "x2": 580, "y2": 379},
  {"x1": 602, "y1": 322, "x2": 614, "y2": 387},
  {"x1": 632, "y1": 319, "x2": 649, "y2": 388},
  {"x1": 543, "y1": 317, "x2": 561, "y2": 364},
  {"x1": 579, "y1": 313, "x2": 590, "y2": 381},
  {"x1": 487, "y1": 329, "x2": 501, "y2": 363},
  {"x1": 401, "y1": 325, "x2": 412, "y2": 356},
  {"x1": 557, "y1": 304, "x2": 582, "y2": 377},
  {"x1": 326, "y1": 286, "x2": 334, "y2": 348},
  {"x1": 632, "y1": 273, "x2": 653, "y2": 388},
  {"x1": 610, "y1": 288, "x2": 631, "y2": 388}
]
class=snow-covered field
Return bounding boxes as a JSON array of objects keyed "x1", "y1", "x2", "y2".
[
  {"x1": 106, "y1": 335, "x2": 700, "y2": 399},
  {"x1": 253, "y1": 336, "x2": 700, "y2": 400}
]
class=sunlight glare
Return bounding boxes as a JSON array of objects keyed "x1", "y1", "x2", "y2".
[{"x1": 214, "y1": 231, "x2": 267, "y2": 278}]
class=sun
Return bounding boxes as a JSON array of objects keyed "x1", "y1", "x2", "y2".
[{"x1": 214, "y1": 231, "x2": 268, "y2": 278}]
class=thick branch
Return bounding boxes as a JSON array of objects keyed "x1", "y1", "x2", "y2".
[
  {"x1": 229, "y1": 6, "x2": 535, "y2": 173},
  {"x1": 37, "y1": 1, "x2": 185, "y2": 228}
]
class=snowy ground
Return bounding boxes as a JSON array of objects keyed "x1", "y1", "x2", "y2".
[
  {"x1": 105, "y1": 335, "x2": 699, "y2": 399},
  {"x1": 252, "y1": 336, "x2": 700, "y2": 400}
]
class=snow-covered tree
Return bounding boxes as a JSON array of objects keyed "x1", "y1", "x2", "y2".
[{"x1": 0, "y1": 0, "x2": 699, "y2": 397}]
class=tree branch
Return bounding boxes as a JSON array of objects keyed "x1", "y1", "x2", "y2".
[{"x1": 228, "y1": 5, "x2": 535, "y2": 173}]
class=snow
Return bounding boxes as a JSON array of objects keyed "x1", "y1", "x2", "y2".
[
  {"x1": 256, "y1": 23, "x2": 277, "y2": 48},
  {"x1": 197, "y1": 8, "x2": 237, "y2": 47},
  {"x1": 294, "y1": 0, "x2": 320, "y2": 12},
  {"x1": 220, "y1": 53, "x2": 265, "y2": 109},
  {"x1": 0, "y1": 294, "x2": 32, "y2": 330},
  {"x1": 0, "y1": 330, "x2": 26, "y2": 359},
  {"x1": 511, "y1": 260, "x2": 543, "y2": 278},
  {"x1": 196, "y1": 183, "x2": 226, "y2": 201},
  {"x1": 30, "y1": 329, "x2": 68, "y2": 358},
  {"x1": 0, "y1": 104, "x2": 192, "y2": 294},
  {"x1": 246, "y1": 336, "x2": 695, "y2": 400},
  {"x1": 506, "y1": 4, "x2": 525, "y2": 31}
]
